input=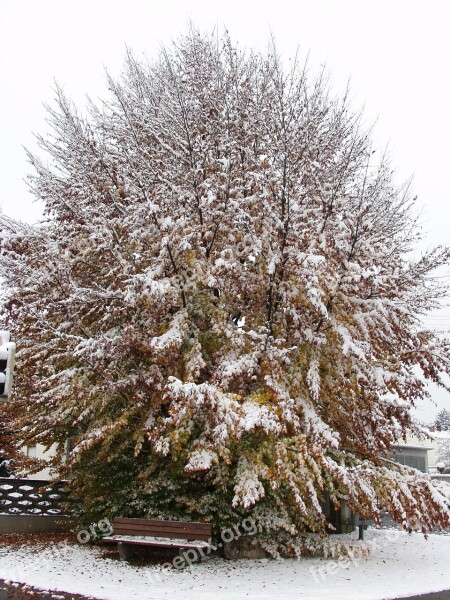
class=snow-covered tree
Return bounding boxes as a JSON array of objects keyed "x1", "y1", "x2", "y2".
[
  {"x1": 1, "y1": 30, "x2": 450, "y2": 550},
  {"x1": 0, "y1": 211, "x2": 27, "y2": 476},
  {"x1": 435, "y1": 408, "x2": 450, "y2": 431},
  {"x1": 436, "y1": 436, "x2": 450, "y2": 465}
]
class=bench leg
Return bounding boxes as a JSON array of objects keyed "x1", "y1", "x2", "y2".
[{"x1": 118, "y1": 542, "x2": 133, "y2": 561}]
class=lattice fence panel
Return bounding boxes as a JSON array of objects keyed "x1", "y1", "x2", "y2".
[{"x1": 0, "y1": 478, "x2": 72, "y2": 515}]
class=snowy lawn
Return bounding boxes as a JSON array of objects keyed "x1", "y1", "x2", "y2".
[{"x1": 1, "y1": 528, "x2": 450, "y2": 600}]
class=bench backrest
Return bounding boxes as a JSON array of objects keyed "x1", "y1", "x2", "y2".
[{"x1": 112, "y1": 517, "x2": 212, "y2": 541}]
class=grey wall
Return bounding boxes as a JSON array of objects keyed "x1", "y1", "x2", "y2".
[{"x1": 0, "y1": 514, "x2": 71, "y2": 534}]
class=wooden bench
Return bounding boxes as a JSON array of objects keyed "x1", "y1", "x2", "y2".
[{"x1": 102, "y1": 517, "x2": 213, "y2": 561}]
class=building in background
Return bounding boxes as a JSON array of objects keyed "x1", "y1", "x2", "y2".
[
  {"x1": 392, "y1": 427, "x2": 447, "y2": 474},
  {"x1": 23, "y1": 444, "x2": 57, "y2": 480},
  {"x1": 392, "y1": 439, "x2": 433, "y2": 473}
]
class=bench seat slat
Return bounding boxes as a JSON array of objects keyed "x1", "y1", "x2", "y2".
[
  {"x1": 112, "y1": 528, "x2": 210, "y2": 541},
  {"x1": 102, "y1": 535, "x2": 210, "y2": 549}
]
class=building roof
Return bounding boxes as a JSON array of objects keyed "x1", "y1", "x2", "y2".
[{"x1": 392, "y1": 444, "x2": 434, "y2": 451}]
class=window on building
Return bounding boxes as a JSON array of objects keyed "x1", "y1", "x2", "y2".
[{"x1": 393, "y1": 454, "x2": 426, "y2": 472}]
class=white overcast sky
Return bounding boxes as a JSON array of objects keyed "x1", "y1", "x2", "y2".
[{"x1": 1, "y1": 0, "x2": 449, "y2": 422}]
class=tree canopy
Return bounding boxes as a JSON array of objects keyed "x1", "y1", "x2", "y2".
[
  {"x1": 1, "y1": 30, "x2": 450, "y2": 554},
  {"x1": 435, "y1": 408, "x2": 450, "y2": 432}
]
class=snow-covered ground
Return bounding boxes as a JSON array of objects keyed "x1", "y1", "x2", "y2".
[{"x1": 1, "y1": 528, "x2": 450, "y2": 600}]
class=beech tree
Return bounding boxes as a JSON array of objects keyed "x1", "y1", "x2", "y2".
[
  {"x1": 0, "y1": 407, "x2": 16, "y2": 476},
  {"x1": 1, "y1": 30, "x2": 450, "y2": 554},
  {"x1": 0, "y1": 402, "x2": 31, "y2": 477}
]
